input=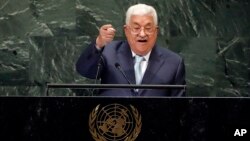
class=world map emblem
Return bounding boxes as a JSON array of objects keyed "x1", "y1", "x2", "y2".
[{"x1": 89, "y1": 103, "x2": 142, "y2": 141}]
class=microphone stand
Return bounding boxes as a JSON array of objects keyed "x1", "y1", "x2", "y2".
[
  {"x1": 115, "y1": 63, "x2": 137, "y2": 96},
  {"x1": 91, "y1": 55, "x2": 104, "y2": 96}
]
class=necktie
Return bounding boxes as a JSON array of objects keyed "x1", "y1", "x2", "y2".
[{"x1": 134, "y1": 55, "x2": 144, "y2": 85}]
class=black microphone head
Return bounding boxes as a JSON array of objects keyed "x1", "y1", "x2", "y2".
[{"x1": 115, "y1": 62, "x2": 120, "y2": 68}]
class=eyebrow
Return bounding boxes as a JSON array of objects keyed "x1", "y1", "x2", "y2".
[{"x1": 131, "y1": 23, "x2": 153, "y2": 27}]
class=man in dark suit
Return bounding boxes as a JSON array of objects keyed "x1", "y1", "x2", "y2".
[{"x1": 76, "y1": 4, "x2": 186, "y2": 97}]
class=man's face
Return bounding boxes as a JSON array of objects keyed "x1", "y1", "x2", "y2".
[{"x1": 124, "y1": 15, "x2": 158, "y2": 56}]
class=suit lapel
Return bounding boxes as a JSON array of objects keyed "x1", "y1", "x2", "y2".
[
  {"x1": 116, "y1": 42, "x2": 165, "y2": 95},
  {"x1": 117, "y1": 41, "x2": 136, "y2": 84},
  {"x1": 139, "y1": 45, "x2": 165, "y2": 95}
]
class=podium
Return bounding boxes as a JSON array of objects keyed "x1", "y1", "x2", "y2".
[
  {"x1": 45, "y1": 83, "x2": 187, "y2": 96},
  {"x1": 0, "y1": 84, "x2": 249, "y2": 141}
]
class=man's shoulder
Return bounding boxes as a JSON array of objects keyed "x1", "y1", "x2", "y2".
[
  {"x1": 106, "y1": 40, "x2": 126, "y2": 48},
  {"x1": 103, "y1": 40, "x2": 128, "y2": 52},
  {"x1": 156, "y1": 45, "x2": 183, "y2": 60}
]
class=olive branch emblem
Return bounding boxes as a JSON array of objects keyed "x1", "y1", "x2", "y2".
[{"x1": 89, "y1": 104, "x2": 142, "y2": 141}]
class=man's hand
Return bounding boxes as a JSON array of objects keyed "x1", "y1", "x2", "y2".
[{"x1": 96, "y1": 24, "x2": 116, "y2": 48}]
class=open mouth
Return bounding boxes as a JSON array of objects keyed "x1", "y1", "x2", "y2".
[{"x1": 137, "y1": 39, "x2": 147, "y2": 43}]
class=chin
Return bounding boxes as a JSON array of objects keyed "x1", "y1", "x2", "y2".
[{"x1": 135, "y1": 49, "x2": 148, "y2": 55}]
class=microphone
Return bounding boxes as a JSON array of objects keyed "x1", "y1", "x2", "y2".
[
  {"x1": 92, "y1": 55, "x2": 104, "y2": 95},
  {"x1": 95, "y1": 61, "x2": 102, "y2": 84},
  {"x1": 115, "y1": 63, "x2": 132, "y2": 84},
  {"x1": 115, "y1": 62, "x2": 137, "y2": 95}
]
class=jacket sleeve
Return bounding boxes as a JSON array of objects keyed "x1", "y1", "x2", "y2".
[
  {"x1": 75, "y1": 41, "x2": 104, "y2": 79},
  {"x1": 171, "y1": 58, "x2": 186, "y2": 96}
]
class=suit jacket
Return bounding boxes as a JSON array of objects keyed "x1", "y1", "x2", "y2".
[{"x1": 76, "y1": 40, "x2": 186, "y2": 97}]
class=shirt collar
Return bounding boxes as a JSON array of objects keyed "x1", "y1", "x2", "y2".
[{"x1": 131, "y1": 50, "x2": 151, "y2": 62}]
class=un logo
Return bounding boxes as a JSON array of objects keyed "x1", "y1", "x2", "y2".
[{"x1": 89, "y1": 103, "x2": 142, "y2": 141}]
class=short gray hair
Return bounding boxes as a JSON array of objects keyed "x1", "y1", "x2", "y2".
[{"x1": 125, "y1": 4, "x2": 158, "y2": 25}]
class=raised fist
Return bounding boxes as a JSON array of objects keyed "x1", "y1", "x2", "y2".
[{"x1": 95, "y1": 24, "x2": 116, "y2": 48}]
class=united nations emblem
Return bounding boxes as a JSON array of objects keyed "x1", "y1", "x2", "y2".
[{"x1": 89, "y1": 103, "x2": 142, "y2": 141}]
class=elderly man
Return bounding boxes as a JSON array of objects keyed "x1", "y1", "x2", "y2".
[{"x1": 76, "y1": 4, "x2": 186, "y2": 96}]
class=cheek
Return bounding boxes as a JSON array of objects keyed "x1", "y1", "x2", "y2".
[
  {"x1": 149, "y1": 35, "x2": 157, "y2": 44},
  {"x1": 124, "y1": 29, "x2": 132, "y2": 40},
  {"x1": 126, "y1": 34, "x2": 137, "y2": 44}
]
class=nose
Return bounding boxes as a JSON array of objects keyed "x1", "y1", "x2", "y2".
[{"x1": 138, "y1": 28, "x2": 146, "y2": 37}]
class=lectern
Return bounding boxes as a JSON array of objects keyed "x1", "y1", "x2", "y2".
[{"x1": 0, "y1": 84, "x2": 249, "y2": 141}]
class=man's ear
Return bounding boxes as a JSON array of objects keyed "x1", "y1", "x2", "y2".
[
  {"x1": 123, "y1": 25, "x2": 128, "y2": 34},
  {"x1": 123, "y1": 25, "x2": 127, "y2": 30},
  {"x1": 156, "y1": 26, "x2": 159, "y2": 34}
]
